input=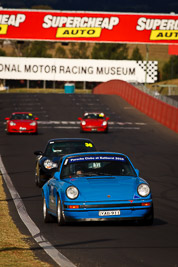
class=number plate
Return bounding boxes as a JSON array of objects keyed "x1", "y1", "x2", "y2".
[
  {"x1": 99, "y1": 210, "x2": 120, "y2": 216},
  {"x1": 20, "y1": 127, "x2": 26, "y2": 130}
]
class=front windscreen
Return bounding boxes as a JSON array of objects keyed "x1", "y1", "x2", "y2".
[
  {"x1": 44, "y1": 141, "x2": 96, "y2": 157},
  {"x1": 11, "y1": 113, "x2": 34, "y2": 120},
  {"x1": 83, "y1": 113, "x2": 105, "y2": 119},
  {"x1": 61, "y1": 155, "x2": 136, "y2": 178}
]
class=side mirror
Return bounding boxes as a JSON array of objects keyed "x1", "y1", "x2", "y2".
[
  {"x1": 78, "y1": 117, "x2": 82, "y2": 120},
  {"x1": 54, "y1": 171, "x2": 60, "y2": 180},
  {"x1": 106, "y1": 117, "x2": 110, "y2": 121},
  {"x1": 135, "y1": 169, "x2": 139, "y2": 176},
  {"x1": 35, "y1": 117, "x2": 39, "y2": 120},
  {"x1": 5, "y1": 117, "x2": 10, "y2": 120},
  {"x1": 34, "y1": 150, "x2": 43, "y2": 156}
]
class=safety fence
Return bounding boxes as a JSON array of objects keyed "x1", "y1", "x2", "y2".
[{"x1": 93, "y1": 80, "x2": 178, "y2": 133}]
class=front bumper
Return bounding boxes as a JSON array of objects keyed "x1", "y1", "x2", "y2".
[
  {"x1": 81, "y1": 126, "x2": 107, "y2": 132},
  {"x1": 8, "y1": 126, "x2": 37, "y2": 133},
  {"x1": 63, "y1": 200, "x2": 153, "y2": 222}
]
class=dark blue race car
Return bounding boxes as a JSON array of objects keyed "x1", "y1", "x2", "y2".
[
  {"x1": 42, "y1": 152, "x2": 154, "y2": 225},
  {"x1": 34, "y1": 138, "x2": 96, "y2": 187}
]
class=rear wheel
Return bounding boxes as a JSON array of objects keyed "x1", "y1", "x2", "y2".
[{"x1": 57, "y1": 197, "x2": 65, "y2": 226}]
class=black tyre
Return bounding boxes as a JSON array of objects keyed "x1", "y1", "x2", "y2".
[
  {"x1": 139, "y1": 206, "x2": 154, "y2": 226},
  {"x1": 57, "y1": 197, "x2": 65, "y2": 226},
  {"x1": 43, "y1": 196, "x2": 53, "y2": 223},
  {"x1": 143, "y1": 208, "x2": 154, "y2": 226},
  {"x1": 36, "y1": 175, "x2": 44, "y2": 188},
  {"x1": 104, "y1": 127, "x2": 108, "y2": 133},
  {"x1": 35, "y1": 172, "x2": 39, "y2": 186}
]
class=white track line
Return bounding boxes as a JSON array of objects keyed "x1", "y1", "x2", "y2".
[
  {"x1": 37, "y1": 121, "x2": 146, "y2": 125},
  {"x1": 0, "y1": 155, "x2": 76, "y2": 267}
]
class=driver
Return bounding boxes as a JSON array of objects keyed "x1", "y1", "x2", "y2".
[{"x1": 75, "y1": 165, "x2": 85, "y2": 175}]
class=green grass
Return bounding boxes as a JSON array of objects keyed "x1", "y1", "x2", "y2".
[
  {"x1": 0, "y1": 175, "x2": 52, "y2": 267},
  {"x1": 0, "y1": 88, "x2": 92, "y2": 94}
]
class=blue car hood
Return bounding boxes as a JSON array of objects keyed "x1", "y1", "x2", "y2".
[{"x1": 69, "y1": 176, "x2": 138, "y2": 201}]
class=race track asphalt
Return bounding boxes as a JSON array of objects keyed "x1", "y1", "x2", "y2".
[{"x1": 0, "y1": 93, "x2": 178, "y2": 267}]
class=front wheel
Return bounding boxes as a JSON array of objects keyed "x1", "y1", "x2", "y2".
[
  {"x1": 57, "y1": 197, "x2": 65, "y2": 226},
  {"x1": 143, "y1": 210, "x2": 154, "y2": 225},
  {"x1": 139, "y1": 206, "x2": 154, "y2": 226},
  {"x1": 36, "y1": 175, "x2": 44, "y2": 188},
  {"x1": 43, "y1": 197, "x2": 53, "y2": 223},
  {"x1": 104, "y1": 127, "x2": 108, "y2": 133},
  {"x1": 35, "y1": 172, "x2": 39, "y2": 186}
]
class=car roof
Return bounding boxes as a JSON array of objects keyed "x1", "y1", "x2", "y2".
[
  {"x1": 84, "y1": 112, "x2": 105, "y2": 115},
  {"x1": 47, "y1": 138, "x2": 95, "y2": 143},
  {"x1": 12, "y1": 112, "x2": 32, "y2": 115}
]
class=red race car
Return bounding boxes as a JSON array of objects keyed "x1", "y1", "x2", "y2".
[
  {"x1": 5, "y1": 112, "x2": 39, "y2": 134},
  {"x1": 78, "y1": 112, "x2": 109, "y2": 133}
]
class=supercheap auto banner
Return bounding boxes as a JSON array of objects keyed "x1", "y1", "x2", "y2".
[
  {"x1": 0, "y1": 9, "x2": 178, "y2": 44},
  {"x1": 0, "y1": 57, "x2": 158, "y2": 83}
]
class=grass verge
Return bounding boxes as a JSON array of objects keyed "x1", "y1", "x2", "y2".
[
  {"x1": 0, "y1": 88, "x2": 92, "y2": 94},
  {"x1": 0, "y1": 174, "x2": 52, "y2": 267}
]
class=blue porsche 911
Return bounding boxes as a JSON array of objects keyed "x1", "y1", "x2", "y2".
[{"x1": 42, "y1": 152, "x2": 154, "y2": 225}]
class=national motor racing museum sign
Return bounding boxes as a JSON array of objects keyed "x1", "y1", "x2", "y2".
[
  {"x1": 0, "y1": 9, "x2": 178, "y2": 44},
  {"x1": 0, "y1": 57, "x2": 158, "y2": 83}
]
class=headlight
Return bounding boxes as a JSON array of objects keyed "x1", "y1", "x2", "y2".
[
  {"x1": 10, "y1": 121, "x2": 16, "y2": 126},
  {"x1": 102, "y1": 121, "x2": 107, "y2": 126},
  {"x1": 138, "y1": 184, "x2": 150, "y2": 197},
  {"x1": 66, "y1": 186, "x2": 79, "y2": 199},
  {"x1": 81, "y1": 121, "x2": 86, "y2": 125},
  {"x1": 43, "y1": 159, "x2": 58, "y2": 169},
  {"x1": 30, "y1": 121, "x2": 36, "y2": 126}
]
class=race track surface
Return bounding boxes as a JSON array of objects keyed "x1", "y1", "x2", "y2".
[{"x1": 0, "y1": 93, "x2": 178, "y2": 267}]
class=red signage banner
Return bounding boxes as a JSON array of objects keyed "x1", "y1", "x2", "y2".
[
  {"x1": 168, "y1": 45, "x2": 178, "y2": 54},
  {"x1": 0, "y1": 9, "x2": 178, "y2": 44}
]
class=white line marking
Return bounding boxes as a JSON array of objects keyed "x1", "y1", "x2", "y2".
[
  {"x1": 135, "y1": 122, "x2": 147, "y2": 125},
  {"x1": 37, "y1": 121, "x2": 146, "y2": 126},
  {"x1": 112, "y1": 127, "x2": 140, "y2": 130},
  {"x1": 0, "y1": 156, "x2": 76, "y2": 267},
  {"x1": 39, "y1": 126, "x2": 140, "y2": 130},
  {"x1": 40, "y1": 126, "x2": 80, "y2": 129}
]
